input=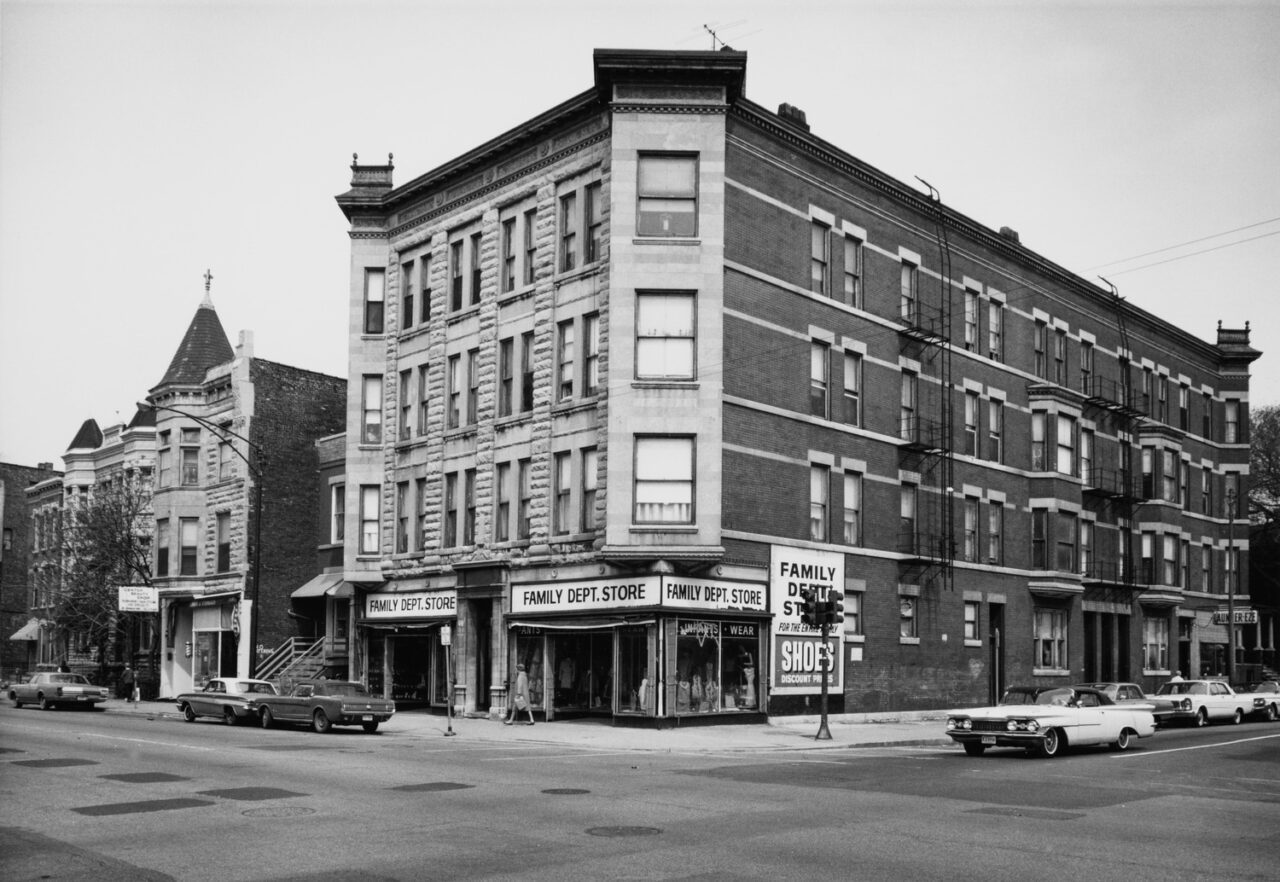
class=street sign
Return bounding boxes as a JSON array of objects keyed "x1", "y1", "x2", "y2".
[
  {"x1": 118, "y1": 585, "x2": 158, "y2": 612},
  {"x1": 440, "y1": 624, "x2": 452, "y2": 646}
]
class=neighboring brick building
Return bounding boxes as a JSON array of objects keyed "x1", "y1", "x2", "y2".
[
  {"x1": 1, "y1": 460, "x2": 62, "y2": 679},
  {"x1": 336, "y1": 48, "x2": 1265, "y2": 723},
  {"x1": 144, "y1": 286, "x2": 346, "y2": 696}
]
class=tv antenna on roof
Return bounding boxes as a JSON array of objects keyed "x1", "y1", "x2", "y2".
[{"x1": 704, "y1": 21, "x2": 742, "y2": 50}]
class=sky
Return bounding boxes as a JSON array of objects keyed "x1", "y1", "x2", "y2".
[{"x1": 2, "y1": 0, "x2": 1278, "y2": 469}]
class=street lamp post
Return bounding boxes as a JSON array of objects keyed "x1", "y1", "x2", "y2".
[
  {"x1": 139, "y1": 401, "x2": 264, "y2": 678},
  {"x1": 1226, "y1": 488, "x2": 1237, "y2": 683}
]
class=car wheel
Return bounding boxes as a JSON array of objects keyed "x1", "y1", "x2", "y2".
[
  {"x1": 1267, "y1": 703, "x2": 1278, "y2": 723},
  {"x1": 182, "y1": 703, "x2": 197, "y2": 722},
  {"x1": 39, "y1": 694, "x2": 55, "y2": 711},
  {"x1": 10, "y1": 693, "x2": 21, "y2": 708},
  {"x1": 223, "y1": 706, "x2": 238, "y2": 726},
  {"x1": 1112, "y1": 728, "x2": 1133, "y2": 751},
  {"x1": 361, "y1": 720, "x2": 380, "y2": 734},
  {"x1": 1038, "y1": 728, "x2": 1063, "y2": 758},
  {"x1": 1195, "y1": 708, "x2": 1209, "y2": 727},
  {"x1": 1231, "y1": 708, "x2": 1243, "y2": 725},
  {"x1": 312, "y1": 708, "x2": 332, "y2": 734},
  {"x1": 260, "y1": 707, "x2": 275, "y2": 729}
]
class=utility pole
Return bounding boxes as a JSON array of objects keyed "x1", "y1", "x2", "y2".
[{"x1": 1227, "y1": 488, "x2": 1238, "y2": 683}]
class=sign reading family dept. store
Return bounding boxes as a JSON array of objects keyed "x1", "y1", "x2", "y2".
[
  {"x1": 510, "y1": 576, "x2": 768, "y2": 615},
  {"x1": 365, "y1": 589, "x2": 457, "y2": 620},
  {"x1": 769, "y1": 545, "x2": 844, "y2": 695}
]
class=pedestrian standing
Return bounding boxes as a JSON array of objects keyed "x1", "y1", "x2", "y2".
[
  {"x1": 504, "y1": 663, "x2": 535, "y2": 726},
  {"x1": 121, "y1": 666, "x2": 135, "y2": 700}
]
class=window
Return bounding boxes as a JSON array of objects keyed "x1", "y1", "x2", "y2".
[
  {"x1": 1080, "y1": 341, "x2": 1094, "y2": 394},
  {"x1": 466, "y1": 348, "x2": 480, "y2": 424},
  {"x1": 553, "y1": 452, "x2": 571, "y2": 536},
  {"x1": 501, "y1": 216, "x2": 517, "y2": 293},
  {"x1": 845, "y1": 592, "x2": 863, "y2": 636},
  {"x1": 1034, "y1": 609, "x2": 1067, "y2": 669},
  {"x1": 581, "y1": 447, "x2": 598, "y2": 533},
  {"x1": 1180, "y1": 538, "x2": 1190, "y2": 588},
  {"x1": 1179, "y1": 384, "x2": 1189, "y2": 431},
  {"x1": 156, "y1": 520, "x2": 170, "y2": 577},
  {"x1": 843, "y1": 352, "x2": 861, "y2": 426},
  {"x1": 416, "y1": 478, "x2": 427, "y2": 550},
  {"x1": 987, "y1": 399, "x2": 1003, "y2": 463},
  {"x1": 446, "y1": 355, "x2": 460, "y2": 429},
  {"x1": 464, "y1": 469, "x2": 477, "y2": 546},
  {"x1": 987, "y1": 301, "x2": 1003, "y2": 361},
  {"x1": 517, "y1": 458, "x2": 532, "y2": 540},
  {"x1": 362, "y1": 375, "x2": 383, "y2": 443},
  {"x1": 899, "y1": 262, "x2": 918, "y2": 322},
  {"x1": 1056, "y1": 512, "x2": 1077, "y2": 572},
  {"x1": 364, "y1": 268, "x2": 385, "y2": 334},
  {"x1": 1201, "y1": 466, "x2": 1212, "y2": 515},
  {"x1": 520, "y1": 331, "x2": 535, "y2": 413},
  {"x1": 583, "y1": 313, "x2": 600, "y2": 396},
  {"x1": 395, "y1": 482, "x2": 409, "y2": 554},
  {"x1": 1053, "y1": 327, "x2": 1067, "y2": 385},
  {"x1": 987, "y1": 502, "x2": 1003, "y2": 565},
  {"x1": 1225, "y1": 399, "x2": 1240, "y2": 443},
  {"x1": 419, "y1": 254, "x2": 432, "y2": 324},
  {"x1": 634, "y1": 436, "x2": 694, "y2": 524},
  {"x1": 216, "y1": 512, "x2": 230, "y2": 572},
  {"x1": 1202, "y1": 543, "x2": 1212, "y2": 592},
  {"x1": 1158, "y1": 376, "x2": 1169, "y2": 423},
  {"x1": 636, "y1": 291, "x2": 695, "y2": 380},
  {"x1": 900, "y1": 596, "x2": 918, "y2": 638},
  {"x1": 179, "y1": 517, "x2": 198, "y2": 576},
  {"x1": 963, "y1": 391, "x2": 979, "y2": 456},
  {"x1": 1143, "y1": 617, "x2": 1169, "y2": 670},
  {"x1": 810, "y1": 221, "x2": 830, "y2": 295},
  {"x1": 1033, "y1": 321, "x2": 1048, "y2": 379},
  {"x1": 1142, "y1": 367, "x2": 1154, "y2": 416},
  {"x1": 1031, "y1": 412, "x2": 1046, "y2": 471},
  {"x1": 1162, "y1": 450, "x2": 1177, "y2": 503},
  {"x1": 842, "y1": 472, "x2": 862, "y2": 545},
  {"x1": 157, "y1": 440, "x2": 171, "y2": 488},
  {"x1": 180, "y1": 445, "x2": 199, "y2": 487},
  {"x1": 1141, "y1": 533, "x2": 1155, "y2": 584},
  {"x1": 495, "y1": 462, "x2": 511, "y2": 543},
  {"x1": 900, "y1": 371, "x2": 917, "y2": 442},
  {"x1": 963, "y1": 497, "x2": 979, "y2": 562},
  {"x1": 443, "y1": 474, "x2": 458, "y2": 548},
  {"x1": 1080, "y1": 520, "x2": 1093, "y2": 577},
  {"x1": 218, "y1": 441, "x2": 233, "y2": 482},
  {"x1": 637, "y1": 154, "x2": 697, "y2": 237},
  {"x1": 399, "y1": 370, "x2": 412, "y2": 441},
  {"x1": 809, "y1": 465, "x2": 829, "y2": 542},
  {"x1": 1032, "y1": 510, "x2": 1048, "y2": 569},
  {"x1": 417, "y1": 365, "x2": 430, "y2": 436},
  {"x1": 469, "y1": 231, "x2": 482, "y2": 306},
  {"x1": 1056, "y1": 415, "x2": 1076, "y2": 475},
  {"x1": 1162, "y1": 534, "x2": 1177, "y2": 586},
  {"x1": 964, "y1": 602, "x2": 980, "y2": 641},
  {"x1": 1202, "y1": 392, "x2": 1213, "y2": 439},
  {"x1": 843, "y1": 235, "x2": 863, "y2": 308},
  {"x1": 585, "y1": 182, "x2": 604, "y2": 264},
  {"x1": 559, "y1": 191, "x2": 578, "y2": 272},
  {"x1": 1179, "y1": 460, "x2": 1190, "y2": 508},
  {"x1": 360, "y1": 486, "x2": 379, "y2": 555},
  {"x1": 900, "y1": 484, "x2": 917, "y2": 552},
  {"x1": 449, "y1": 239, "x2": 465, "y2": 311},
  {"x1": 498, "y1": 338, "x2": 514, "y2": 417},
  {"x1": 401, "y1": 259, "x2": 415, "y2": 331},
  {"x1": 523, "y1": 207, "x2": 538, "y2": 285},
  {"x1": 331, "y1": 484, "x2": 344, "y2": 545},
  {"x1": 810, "y1": 342, "x2": 829, "y2": 418},
  {"x1": 1080, "y1": 429, "x2": 1094, "y2": 483},
  {"x1": 557, "y1": 320, "x2": 575, "y2": 402}
]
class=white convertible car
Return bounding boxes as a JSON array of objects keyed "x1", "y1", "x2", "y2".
[{"x1": 945, "y1": 685, "x2": 1156, "y2": 758}]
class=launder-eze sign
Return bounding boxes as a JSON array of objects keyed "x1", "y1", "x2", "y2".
[
  {"x1": 365, "y1": 589, "x2": 457, "y2": 620},
  {"x1": 511, "y1": 576, "x2": 768, "y2": 615}
]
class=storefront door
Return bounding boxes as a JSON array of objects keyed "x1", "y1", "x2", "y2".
[{"x1": 549, "y1": 631, "x2": 613, "y2": 715}]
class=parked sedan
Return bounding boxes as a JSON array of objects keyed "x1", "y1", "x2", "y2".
[
  {"x1": 1237, "y1": 681, "x2": 1280, "y2": 722},
  {"x1": 1073, "y1": 682, "x2": 1153, "y2": 705},
  {"x1": 945, "y1": 686, "x2": 1156, "y2": 758},
  {"x1": 250, "y1": 679, "x2": 395, "y2": 733},
  {"x1": 9, "y1": 672, "x2": 110, "y2": 710},
  {"x1": 1149, "y1": 679, "x2": 1254, "y2": 727},
  {"x1": 176, "y1": 677, "x2": 279, "y2": 725}
]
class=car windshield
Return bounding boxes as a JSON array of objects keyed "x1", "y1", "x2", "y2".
[
  {"x1": 1000, "y1": 690, "x2": 1040, "y2": 705},
  {"x1": 1034, "y1": 688, "x2": 1076, "y2": 706}
]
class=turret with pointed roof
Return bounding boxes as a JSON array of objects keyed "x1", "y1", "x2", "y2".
[
  {"x1": 150, "y1": 272, "x2": 234, "y2": 394},
  {"x1": 65, "y1": 418, "x2": 103, "y2": 452}
]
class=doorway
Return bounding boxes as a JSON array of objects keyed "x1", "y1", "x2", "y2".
[
  {"x1": 987, "y1": 604, "x2": 1005, "y2": 704},
  {"x1": 549, "y1": 631, "x2": 613, "y2": 716}
]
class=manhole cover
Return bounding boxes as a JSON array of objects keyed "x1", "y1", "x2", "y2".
[
  {"x1": 585, "y1": 826, "x2": 662, "y2": 838},
  {"x1": 543, "y1": 788, "x2": 590, "y2": 795},
  {"x1": 391, "y1": 782, "x2": 474, "y2": 792},
  {"x1": 243, "y1": 806, "x2": 316, "y2": 818}
]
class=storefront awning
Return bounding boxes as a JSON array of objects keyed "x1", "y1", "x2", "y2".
[
  {"x1": 508, "y1": 617, "x2": 657, "y2": 630},
  {"x1": 8, "y1": 619, "x2": 42, "y2": 641},
  {"x1": 358, "y1": 619, "x2": 444, "y2": 630},
  {"x1": 292, "y1": 572, "x2": 348, "y2": 599}
]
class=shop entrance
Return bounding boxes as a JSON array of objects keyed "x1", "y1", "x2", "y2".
[{"x1": 549, "y1": 631, "x2": 612, "y2": 716}]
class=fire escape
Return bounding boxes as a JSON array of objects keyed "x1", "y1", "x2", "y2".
[{"x1": 896, "y1": 182, "x2": 955, "y2": 592}]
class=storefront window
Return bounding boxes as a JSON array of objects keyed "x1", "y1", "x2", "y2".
[
  {"x1": 617, "y1": 627, "x2": 653, "y2": 715},
  {"x1": 512, "y1": 628, "x2": 547, "y2": 710},
  {"x1": 675, "y1": 620, "x2": 759, "y2": 714}
]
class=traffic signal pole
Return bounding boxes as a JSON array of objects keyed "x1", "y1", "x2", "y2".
[{"x1": 816, "y1": 616, "x2": 832, "y2": 741}]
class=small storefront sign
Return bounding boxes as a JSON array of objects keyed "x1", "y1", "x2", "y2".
[
  {"x1": 1211, "y1": 608, "x2": 1257, "y2": 625},
  {"x1": 365, "y1": 589, "x2": 457, "y2": 620},
  {"x1": 769, "y1": 545, "x2": 845, "y2": 696},
  {"x1": 510, "y1": 576, "x2": 768, "y2": 615},
  {"x1": 118, "y1": 585, "x2": 158, "y2": 612}
]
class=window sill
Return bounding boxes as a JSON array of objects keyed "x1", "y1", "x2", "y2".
[
  {"x1": 630, "y1": 524, "x2": 698, "y2": 533},
  {"x1": 632, "y1": 237, "x2": 701, "y2": 246},
  {"x1": 843, "y1": 633, "x2": 865, "y2": 644},
  {"x1": 554, "y1": 262, "x2": 603, "y2": 285},
  {"x1": 964, "y1": 639, "x2": 983, "y2": 648},
  {"x1": 1032, "y1": 668, "x2": 1070, "y2": 677},
  {"x1": 899, "y1": 637, "x2": 920, "y2": 645},
  {"x1": 633, "y1": 380, "x2": 698, "y2": 389},
  {"x1": 446, "y1": 305, "x2": 481, "y2": 325}
]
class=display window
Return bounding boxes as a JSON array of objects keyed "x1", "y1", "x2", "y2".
[
  {"x1": 366, "y1": 630, "x2": 447, "y2": 708},
  {"x1": 674, "y1": 619, "x2": 759, "y2": 714},
  {"x1": 511, "y1": 628, "x2": 547, "y2": 709}
]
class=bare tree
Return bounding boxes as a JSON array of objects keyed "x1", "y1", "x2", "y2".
[
  {"x1": 54, "y1": 471, "x2": 154, "y2": 681},
  {"x1": 1250, "y1": 404, "x2": 1280, "y2": 525}
]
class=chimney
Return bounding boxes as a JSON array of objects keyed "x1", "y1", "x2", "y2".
[
  {"x1": 998, "y1": 226, "x2": 1020, "y2": 244},
  {"x1": 777, "y1": 103, "x2": 810, "y2": 132}
]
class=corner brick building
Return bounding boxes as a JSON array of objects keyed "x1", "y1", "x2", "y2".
[
  {"x1": 1, "y1": 460, "x2": 62, "y2": 678},
  {"x1": 334, "y1": 48, "x2": 1267, "y2": 723}
]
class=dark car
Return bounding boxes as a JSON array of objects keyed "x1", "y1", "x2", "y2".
[
  {"x1": 9, "y1": 672, "x2": 110, "y2": 710},
  {"x1": 250, "y1": 679, "x2": 395, "y2": 733}
]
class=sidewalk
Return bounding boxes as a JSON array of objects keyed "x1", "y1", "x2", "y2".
[{"x1": 101, "y1": 699, "x2": 954, "y2": 753}]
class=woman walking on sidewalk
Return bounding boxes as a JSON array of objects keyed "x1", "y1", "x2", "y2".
[{"x1": 504, "y1": 663, "x2": 535, "y2": 726}]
